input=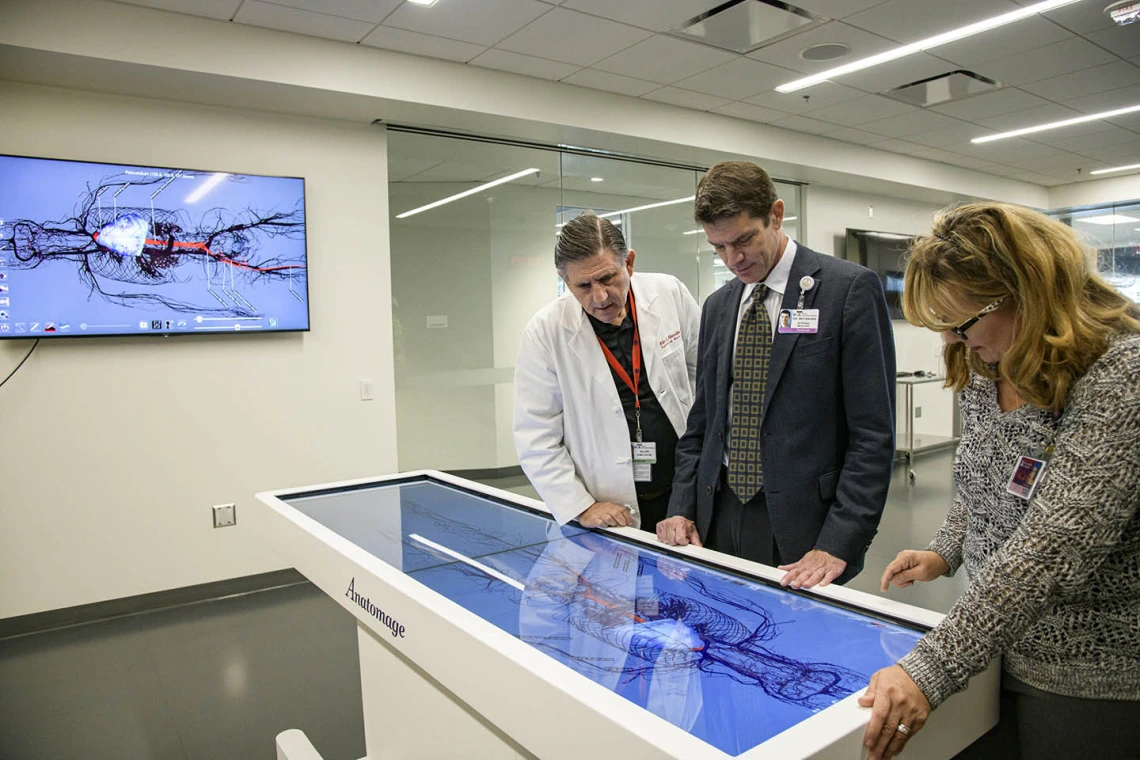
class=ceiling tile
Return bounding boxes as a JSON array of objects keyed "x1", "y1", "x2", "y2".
[
  {"x1": 1063, "y1": 83, "x2": 1140, "y2": 115},
  {"x1": 836, "y1": 53, "x2": 957, "y2": 95},
  {"x1": 844, "y1": 0, "x2": 1020, "y2": 43},
  {"x1": 1085, "y1": 22, "x2": 1140, "y2": 58},
  {"x1": 909, "y1": 121, "x2": 999, "y2": 149},
  {"x1": 384, "y1": 0, "x2": 550, "y2": 47},
  {"x1": 674, "y1": 58, "x2": 798, "y2": 100},
  {"x1": 933, "y1": 16, "x2": 1072, "y2": 67},
  {"x1": 234, "y1": 1, "x2": 376, "y2": 42},
  {"x1": 857, "y1": 109, "x2": 963, "y2": 138},
  {"x1": 711, "y1": 102, "x2": 790, "y2": 123},
  {"x1": 360, "y1": 26, "x2": 486, "y2": 61},
  {"x1": 1067, "y1": 144, "x2": 1140, "y2": 164},
  {"x1": 590, "y1": 35, "x2": 736, "y2": 84},
  {"x1": 562, "y1": 68, "x2": 660, "y2": 96},
  {"x1": 265, "y1": 0, "x2": 400, "y2": 23},
  {"x1": 967, "y1": 137, "x2": 1061, "y2": 163},
  {"x1": 1105, "y1": 112, "x2": 1140, "y2": 132},
  {"x1": 1027, "y1": 121, "x2": 1126, "y2": 148},
  {"x1": 791, "y1": 0, "x2": 884, "y2": 19},
  {"x1": 641, "y1": 87, "x2": 731, "y2": 111},
  {"x1": 1023, "y1": 61, "x2": 1140, "y2": 103},
  {"x1": 930, "y1": 88, "x2": 1051, "y2": 120},
  {"x1": 771, "y1": 114, "x2": 847, "y2": 135},
  {"x1": 1037, "y1": 125, "x2": 1140, "y2": 153},
  {"x1": 867, "y1": 138, "x2": 929, "y2": 156},
  {"x1": 747, "y1": 21, "x2": 896, "y2": 76},
  {"x1": 973, "y1": 37, "x2": 1118, "y2": 87},
  {"x1": 973, "y1": 103, "x2": 1082, "y2": 131},
  {"x1": 1007, "y1": 170, "x2": 1064, "y2": 186},
  {"x1": 114, "y1": 0, "x2": 241, "y2": 20},
  {"x1": 1033, "y1": 1, "x2": 1120, "y2": 34},
  {"x1": 819, "y1": 125, "x2": 889, "y2": 145},
  {"x1": 559, "y1": 0, "x2": 724, "y2": 33},
  {"x1": 804, "y1": 94, "x2": 915, "y2": 126},
  {"x1": 469, "y1": 49, "x2": 580, "y2": 80},
  {"x1": 496, "y1": 8, "x2": 653, "y2": 66},
  {"x1": 745, "y1": 81, "x2": 864, "y2": 113}
]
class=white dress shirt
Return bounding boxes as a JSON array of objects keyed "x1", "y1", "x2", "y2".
[{"x1": 724, "y1": 239, "x2": 798, "y2": 464}]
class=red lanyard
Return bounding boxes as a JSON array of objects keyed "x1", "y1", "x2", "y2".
[{"x1": 596, "y1": 290, "x2": 643, "y2": 439}]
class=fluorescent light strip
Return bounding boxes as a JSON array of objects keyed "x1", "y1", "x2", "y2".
[
  {"x1": 599, "y1": 196, "x2": 695, "y2": 219},
  {"x1": 397, "y1": 168, "x2": 540, "y2": 219},
  {"x1": 776, "y1": 0, "x2": 1081, "y2": 93},
  {"x1": 1091, "y1": 162, "x2": 1140, "y2": 176},
  {"x1": 972, "y1": 103, "x2": 1140, "y2": 144},
  {"x1": 1074, "y1": 214, "x2": 1140, "y2": 225}
]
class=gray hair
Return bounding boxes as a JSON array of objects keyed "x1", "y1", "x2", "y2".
[{"x1": 555, "y1": 211, "x2": 628, "y2": 274}]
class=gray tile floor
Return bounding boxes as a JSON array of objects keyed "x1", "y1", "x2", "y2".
[{"x1": 0, "y1": 451, "x2": 966, "y2": 760}]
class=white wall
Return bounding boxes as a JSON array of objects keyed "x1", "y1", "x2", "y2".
[
  {"x1": 0, "y1": 81, "x2": 396, "y2": 619},
  {"x1": 1048, "y1": 174, "x2": 1140, "y2": 210},
  {"x1": 803, "y1": 187, "x2": 954, "y2": 440}
]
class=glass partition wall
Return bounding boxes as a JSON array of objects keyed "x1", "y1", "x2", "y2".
[
  {"x1": 1051, "y1": 201, "x2": 1140, "y2": 304},
  {"x1": 389, "y1": 129, "x2": 803, "y2": 473}
]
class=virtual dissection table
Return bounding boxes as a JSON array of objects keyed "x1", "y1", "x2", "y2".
[{"x1": 253, "y1": 472, "x2": 997, "y2": 760}]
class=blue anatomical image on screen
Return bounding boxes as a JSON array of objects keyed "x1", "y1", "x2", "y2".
[
  {"x1": 285, "y1": 479, "x2": 923, "y2": 757},
  {"x1": 0, "y1": 154, "x2": 307, "y2": 339}
]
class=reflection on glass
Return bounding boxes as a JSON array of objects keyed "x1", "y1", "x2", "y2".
[
  {"x1": 1055, "y1": 202, "x2": 1140, "y2": 303},
  {"x1": 286, "y1": 478, "x2": 923, "y2": 757}
]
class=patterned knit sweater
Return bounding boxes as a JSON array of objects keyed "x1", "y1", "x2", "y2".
[{"x1": 898, "y1": 333, "x2": 1140, "y2": 709}]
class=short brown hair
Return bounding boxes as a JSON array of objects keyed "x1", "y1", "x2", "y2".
[
  {"x1": 903, "y1": 202, "x2": 1140, "y2": 411},
  {"x1": 694, "y1": 161, "x2": 779, "y2": 224},
  {"x1": 554, "y1": 210, "x2": 628, "y2": 274}
]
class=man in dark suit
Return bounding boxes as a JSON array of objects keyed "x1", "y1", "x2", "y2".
[{"x1": 658, "y1": 161, "x2": 895, "y2": 590}]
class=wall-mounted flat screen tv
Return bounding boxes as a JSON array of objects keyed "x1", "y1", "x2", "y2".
[
  {"x1": 845, "y1": 228, "x2": 916, "y2": 320},
  {"x1": 0, "y1": 154, "x2": 308, "y2": 340}
]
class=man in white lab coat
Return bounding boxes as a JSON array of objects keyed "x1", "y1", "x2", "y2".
[{"x1": 513, "y1": 211, "x2": 701, "y2": 531}]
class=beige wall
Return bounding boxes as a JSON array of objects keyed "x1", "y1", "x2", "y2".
[{"x1": 0, "y1": 81, "x2": 397, "y2": 619}]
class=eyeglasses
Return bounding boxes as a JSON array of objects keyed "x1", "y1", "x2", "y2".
[{"x1": 949, "y1": 298, "x2": 1006, "y2": 340}]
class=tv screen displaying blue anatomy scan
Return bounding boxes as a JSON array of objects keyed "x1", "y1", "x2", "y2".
[{"x1": 0, "y1": 154, "x2": 308, "y2": 339}]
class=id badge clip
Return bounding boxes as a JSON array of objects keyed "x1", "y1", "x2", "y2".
[{"x1": 779, "y1": 275, "x2": 819, "y2": 333}]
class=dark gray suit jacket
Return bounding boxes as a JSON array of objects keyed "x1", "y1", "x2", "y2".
[{"x1": 667, "y1": 244, "x2": 896, "y2": 580}]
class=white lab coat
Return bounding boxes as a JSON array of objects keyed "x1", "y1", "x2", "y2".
[{"x1": 513, "y1": 272, "x2": 701, "y2": 527}]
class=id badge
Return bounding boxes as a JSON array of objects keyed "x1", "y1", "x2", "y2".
[
  {"x1": 1006, "y1": 455, "x2": 1046, "y2": 500},
  {"x1": 632, "y1": 441, "x2": 656, "y2": 483},
  {"x1": 777, "y1": 308, "x2": 819, "y2": 334}
]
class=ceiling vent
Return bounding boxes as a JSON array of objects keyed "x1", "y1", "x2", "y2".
[
  {"x1": 884, "y1": 70, "x2": 1002, "y2": 108},
  {"x1": 669, "y1": 0, "x2": 827, "y2": 55}
]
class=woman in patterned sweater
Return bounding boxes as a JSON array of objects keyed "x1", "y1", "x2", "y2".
[{"x1": 858, "y1": 202, "x2": 1140, "y2": 760}]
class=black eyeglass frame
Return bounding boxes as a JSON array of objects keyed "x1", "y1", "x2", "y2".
[{"x1": 949, "y1": 297, "x2": 1006, "y2": 340}]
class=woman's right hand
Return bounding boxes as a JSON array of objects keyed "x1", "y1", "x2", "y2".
[{"x1": 880, "y1": 550, "x2": 950, "y2": 591}]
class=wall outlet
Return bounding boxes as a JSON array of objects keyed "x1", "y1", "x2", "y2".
[
  {"x1": 914, "y1": 406, "x2": 923, "y2": 419},
  {"x1": 213, "y1": 503, "x2": 236, "y2": 528}
]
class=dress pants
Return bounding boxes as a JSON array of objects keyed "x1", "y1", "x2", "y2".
[
  {"x1": 636, "y1": 488, "x2": 671, "y2": 532},
  {"x1": 706, "y1": 466, "x2": 781, "y2": 566}
]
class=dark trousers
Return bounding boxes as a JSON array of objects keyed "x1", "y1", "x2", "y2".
[
  {"x1": 956, "y1": 673, "x2": 1140, "y2": 760},
  {"x1": 705, "y1": 466, "x2": 782, "y2": 566},
  {"x1": 637, "y1": 488, "x2": 671, "y2": 532}
]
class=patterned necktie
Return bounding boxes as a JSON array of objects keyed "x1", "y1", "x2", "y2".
[{"x1": 728, "y1": 286, "x2": 771, "y2": 503}]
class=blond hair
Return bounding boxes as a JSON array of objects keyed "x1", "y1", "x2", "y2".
[{"x1": 903, "y1": 202, "x2": 1140, "y2": 412}]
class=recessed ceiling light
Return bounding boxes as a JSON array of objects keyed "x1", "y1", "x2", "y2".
[
  {"x1": 776, "y1": 0, "x2": 1081, "y2": 93},
  {"x1": 406, "y1": 0, "x2": 439, "y2": 6},
  {"x1": 683, "y1": 228, "x2": 704, "y2": 235},
  {"x1": 397, "y1": 168, "x2": 539, "y2": 219},
  {"x1": 801, "y1": 43, "x2": 850, "y2": 61},
  {"x1": 1074, "y1": 214, "x2": 1140, "y2": 225},
  {"x1": 972, "y1": 103, "x2": 1140, "y2": 143},
  {"x1": 1090, "y1": 162, "x2": 1140, "y2": 175},
  {"x1": 590, "y1": 177, "x2": 604, "y2": 182}
]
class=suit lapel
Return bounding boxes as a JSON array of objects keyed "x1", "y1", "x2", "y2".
[
  {"x1": 764, "y1": 248, "x2": 822, "y2": 417},
  {"x1": 717, "y1": 279, "x2": 744, "y2": 413},
  {"x1": 564, "y1": 299, "x2": 615, "y2": 398}
]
